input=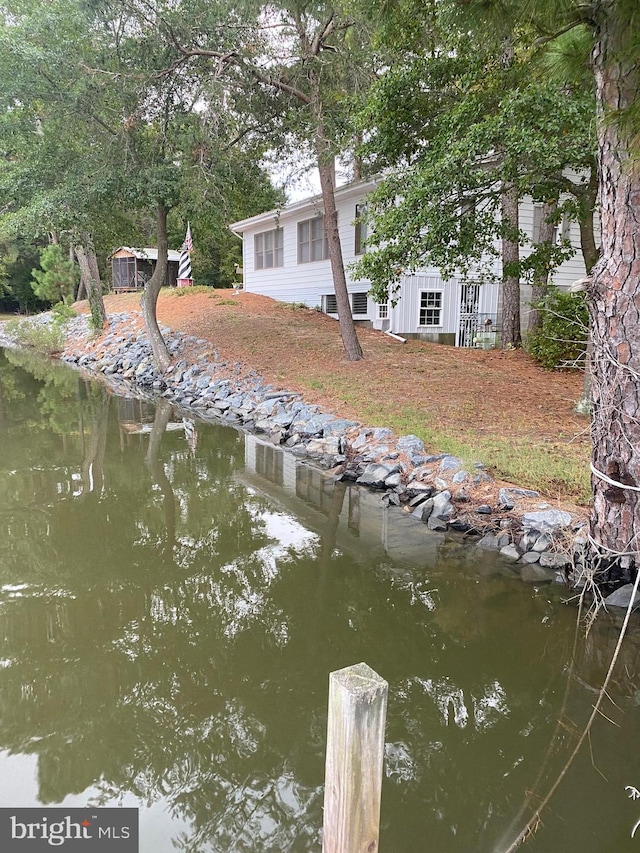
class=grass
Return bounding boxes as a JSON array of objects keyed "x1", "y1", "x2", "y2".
[{"x1": 322, "y1": 378, "x2": 591, "y2": 504}]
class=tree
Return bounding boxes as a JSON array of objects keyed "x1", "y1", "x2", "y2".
[
  {"x1": 354, "y1": 3, "x2": 596, "y2": 346},
  {"x1": 31, "y1": 244, "x2": 76, "y2": 305},
  {"x1": 158, "y1": 0, "x2": 376, "y2": 360}
]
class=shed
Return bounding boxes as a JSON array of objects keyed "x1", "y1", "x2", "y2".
[{"x1": 111, "y1": 247, "x2": 181, "y2": 292}]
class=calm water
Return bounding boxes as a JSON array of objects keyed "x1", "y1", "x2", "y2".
[{"x1": 0, "y1": 347, "x2": 639, "y2": 853}]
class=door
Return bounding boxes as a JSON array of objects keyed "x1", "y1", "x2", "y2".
[{"x1": 456, "y1": 282, "x2": 481, "y2": 347}]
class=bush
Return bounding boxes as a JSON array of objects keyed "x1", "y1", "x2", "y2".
[
  {"x1": 526, "y1": 287, "x2": 588, "y2": 370},
  {"x1": 4, "y1": 317, "x2": 67, "y2": 355}
]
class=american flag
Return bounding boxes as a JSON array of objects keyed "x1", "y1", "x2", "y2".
[{"x1": 184, "y1": 222, "x2": 193, "y2": 253}]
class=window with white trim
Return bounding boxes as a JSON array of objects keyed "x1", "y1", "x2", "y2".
[
  {"x1": 377, "y1": 302, "x2": 389, "y2": 320},
  {"x1": 298, "y1": 216, "x2": 329, "y2": 263},
  {"x1": 419, "y1": 291, "x2": 442, "y2": 326},
  {"x1": 254, "y1": 228, "x2": 283, "y2": 269}
]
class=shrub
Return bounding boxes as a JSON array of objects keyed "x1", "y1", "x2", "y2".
[
  {"x1": 4, "y1": 317, "x2": 67, "y2": 355},
  {"x1": 526, "y1": 287, "x2": 588, "y2": 370}
]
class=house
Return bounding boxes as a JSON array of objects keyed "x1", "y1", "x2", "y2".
[
  {"x1": 229, "y1": 178, "x2": 588, "y2": 347},
  {"x1": 110, "y1": 247, "x2": 182, "y2": 292}
]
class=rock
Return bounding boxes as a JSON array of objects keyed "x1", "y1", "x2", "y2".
[
  {"x1": 477, "y1": 533, "x2": 501, "y2": 551},
  {"x1": 538, "y1": 552, "x2": 570, "y2": 569},
  {"x1": 427, "y1": 515, "x2": 448, "y2": 531},
  {"x1": 440, "y1": 455, "x2": 464, "y2": 473},
  {"x1": 604, "y1": 584, "x2": 640, "y2": 610},
  {"x1": 434, "y1": 477, "x2": 449, "y2": 491},
  {"x1": 384, "y1": 473, "x2": 403, "y2": 488},
  {"x1": 431, "y1": 490, "x2": 454, "y2": 520},
  {"x1": 452, "y1": 470, "x2": 468, "y2": 484},
  {"x1": 498, "y1": 487, "x2": 540, "y2": 509},
  {"x1": 500, "y1": 544, "x2": 521, "y2": 561},
  {"x1": 382, "y1": 491, "x2": 402, "y2": 507},
  {"x1": 531, "y1": 533, "x2": 553, "y2": 552},
  {"x1": 520, "y1": 551, "x2": 540, "y2": 564},
  {"x1": 408, "y1": 490, "x2": 434, "y2": 506},
  {"x1": 522, "y1": 510, "x2": 573, "y2": 533},
  {"x1": 357, "y1": 463, "x2": 401, "y2": 488},
  {"x1": 323, "y1": 418, "x2": 359, "y2": 436},
  {"x1": 396, "y1": 434, "x2": 425, "y2": 455},
  {"x1": 412, "y1": 498, "x2": 434, "y2": 522},
  {"x1": 474, "y1": 504, "x2": 493, "y2": 515}
]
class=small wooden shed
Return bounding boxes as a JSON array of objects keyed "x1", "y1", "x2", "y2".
[{"x1": 111, "y1": 247, "x2": 181, "y2": 292}]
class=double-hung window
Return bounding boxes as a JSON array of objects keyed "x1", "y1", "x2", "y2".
[
  {"x1": 419, "y1": 291, "x2": 442, "y2": 326},
  {"x1": 254, "y1": 228, "x2": 283, "y2": 270},
  {"x1": 298, "y1": 216, "x2": 329, "y2": 263}
]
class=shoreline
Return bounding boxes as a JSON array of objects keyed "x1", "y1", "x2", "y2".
[{"x1": 2, "y1": 307, "x2": 629, "y2": 607}]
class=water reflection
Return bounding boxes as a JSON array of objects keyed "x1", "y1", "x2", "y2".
[{"x1": 0, "y1": 349, "x2": 639, "y2": 852}]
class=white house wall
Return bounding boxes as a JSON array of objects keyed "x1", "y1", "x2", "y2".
[{"x1": 231, "y1": 179, "x2": 590, "y2": 342}]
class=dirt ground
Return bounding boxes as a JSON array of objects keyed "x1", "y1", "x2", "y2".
[{"x1": 82, "y1": 289, "x2": 590, "y2": 512}]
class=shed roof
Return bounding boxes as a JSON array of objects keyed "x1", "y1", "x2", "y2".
[{"x1": 111, "y1": 247, "x2": 182, "y2": 263}]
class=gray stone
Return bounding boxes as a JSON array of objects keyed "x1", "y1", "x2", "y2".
[
  {"x1": 323, "y1": 418, "x2": 359, "y2": 436},
  {"x1": 522, "y1": 510, "x2": 573, "y2": 533},
  {"x1": 408, "y1": 489, "x2": 434, "y2": 506},
  {"x1": 396, "y1": 434, "x2": 425, "y2": 454},
  {"x1": 427, "y1": 515, "x2": 448, "y2": 531},
  {"x1": 452, "y1": 470, "x2": 468, "y2": 484},
  {"x1": 412, "y1": 498, "x2": 434, "y2": 522},
  {"x1": 474, "y1": 505, "x2": 493, "y2": 515},
  {"x1": 372, "y1": 427, "x2": 394, "y2": 441},
  {"x1": 497, "y1": 533, "x2": 511, "y2": 549},
  {"x1": 440, "y1": 455, "x2": 464, "y2": 473},
  {"x1": 357, "y1": 464, "x2": 400, "y2": 488},
  {"x1": 431, "y1": 490, "x2": 454, "y2": 520},
  {"x1": 477, "y1": 533, "x2": 501, "y2": 551},
  {"x1": 520, "y1": 551, "x2": 540, "y2": 564},
  {"x1": 434, "y1": 477, "x2": 449, "y2": 491},
  {"x1": 384, "y1": 473, "x2": 403, "y2": 488},
  {"x1": 531, "y1": 533, "x2": 553, "y2": 552},
  {"x1": 382, "y1": 491, "x2": 402, "y2": 507},
  {"x1": 604, "y1": 584, "x2": 640, "y2": 610},
  {"x1": 539, "y1": 552, "x2": 570, "y2": 569},
  {"x1": 498, "y1": 487, "x2": 540, "y2": 509},
  {"x1": 500, "y1": 544, "x2": 521, "y2": 561}
]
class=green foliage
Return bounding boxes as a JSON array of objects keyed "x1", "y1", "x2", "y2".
[
  {"x1": 51, "y1": 301, "x2": 77, "y2": 322},
  {"x1": 4, "y1": 317, "x2": 67, "y2": 355},
  {"x1": 31, "y1": 245, "x2": 76, "y2": 305},
  {"x1": 526, "y1": 287, "x2": 588, "y2": 369}
]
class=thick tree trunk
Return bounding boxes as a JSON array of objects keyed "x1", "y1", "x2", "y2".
[
  {"x1": 140, "y1": 202, "x2": 172, "y2": 372},
  {"x1": 588, "y1": 6, "x2": 640, "y2": 565},
  {"x1": 310, "y1": 75, "x2": 363, "y2": 361},
  {"x1": 528, "y1": 199, "x2": 558, "y2": 334},
  {"x1": 500, "y1": 181, "x2": 521, "y2": 348}
]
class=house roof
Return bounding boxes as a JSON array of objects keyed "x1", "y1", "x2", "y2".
[
  {"x1": 111, "y1": 247, "x2": 182, "y2": 263},
  {"x1": 229, "y1": 176, "x2": 382, "y2": 233}
]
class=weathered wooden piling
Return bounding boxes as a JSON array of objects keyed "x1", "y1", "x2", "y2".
[{"x1": 322, "y1": 662, "x2": 388, "y2": 853}]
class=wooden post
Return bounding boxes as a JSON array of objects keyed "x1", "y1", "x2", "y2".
[{"x1": 322, "y1": 662, "x2": 388, "y2": 853}]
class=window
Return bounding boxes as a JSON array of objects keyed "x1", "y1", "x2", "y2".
[
  {"x1": 377, "y1": 302, "x2": 389, "y2": 320},
  {"x1": 323, "y1": 292, "x2": 369, "y2": 316},
  {"x1": 255, "y1": 228, "x2": 283, "y2": 269},
  {"x1": 354, "y1": 203, "x2": 368, "y2": 255},
  {"x1": 298, "y1": 216, "x2": 329, "y2": 263},
  {"x1": 419, "y1": 291, "x2": 442, "y2": 326}
]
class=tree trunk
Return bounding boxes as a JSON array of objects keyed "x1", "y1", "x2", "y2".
[
  {"x1": 140, "y1": 202, "x2": 172, "y2": 372},
  {"x1": 588, "y1": 6, "x2": 640, "y2": 565},
  {"x1": 500, "y1": 181, "x2": 521, "y2": 348},
  {"x1": 575, "y1": 170, "x2": 599, "y2": 414},
  {"x1": 75, "y1": 235, "x2": 107, "y2": 329},
  {"x1": 528, "y1": 199, "x2": 558, "y2": 334},
  {"x1": 310, "y1": 75, "x2": 363, "y2": 361}
]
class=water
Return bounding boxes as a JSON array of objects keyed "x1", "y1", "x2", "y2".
[{"x1": 0, "y1": 346, "x2": 639, "y2": 852}]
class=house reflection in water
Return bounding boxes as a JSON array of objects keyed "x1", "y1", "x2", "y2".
[{"x1": 243, "y1": 435, "x2": 445, "y2": 568}]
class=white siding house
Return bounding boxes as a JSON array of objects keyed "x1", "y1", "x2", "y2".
[{"x1": 229, "y1": 178, "x2": 589, "y2": 347}]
